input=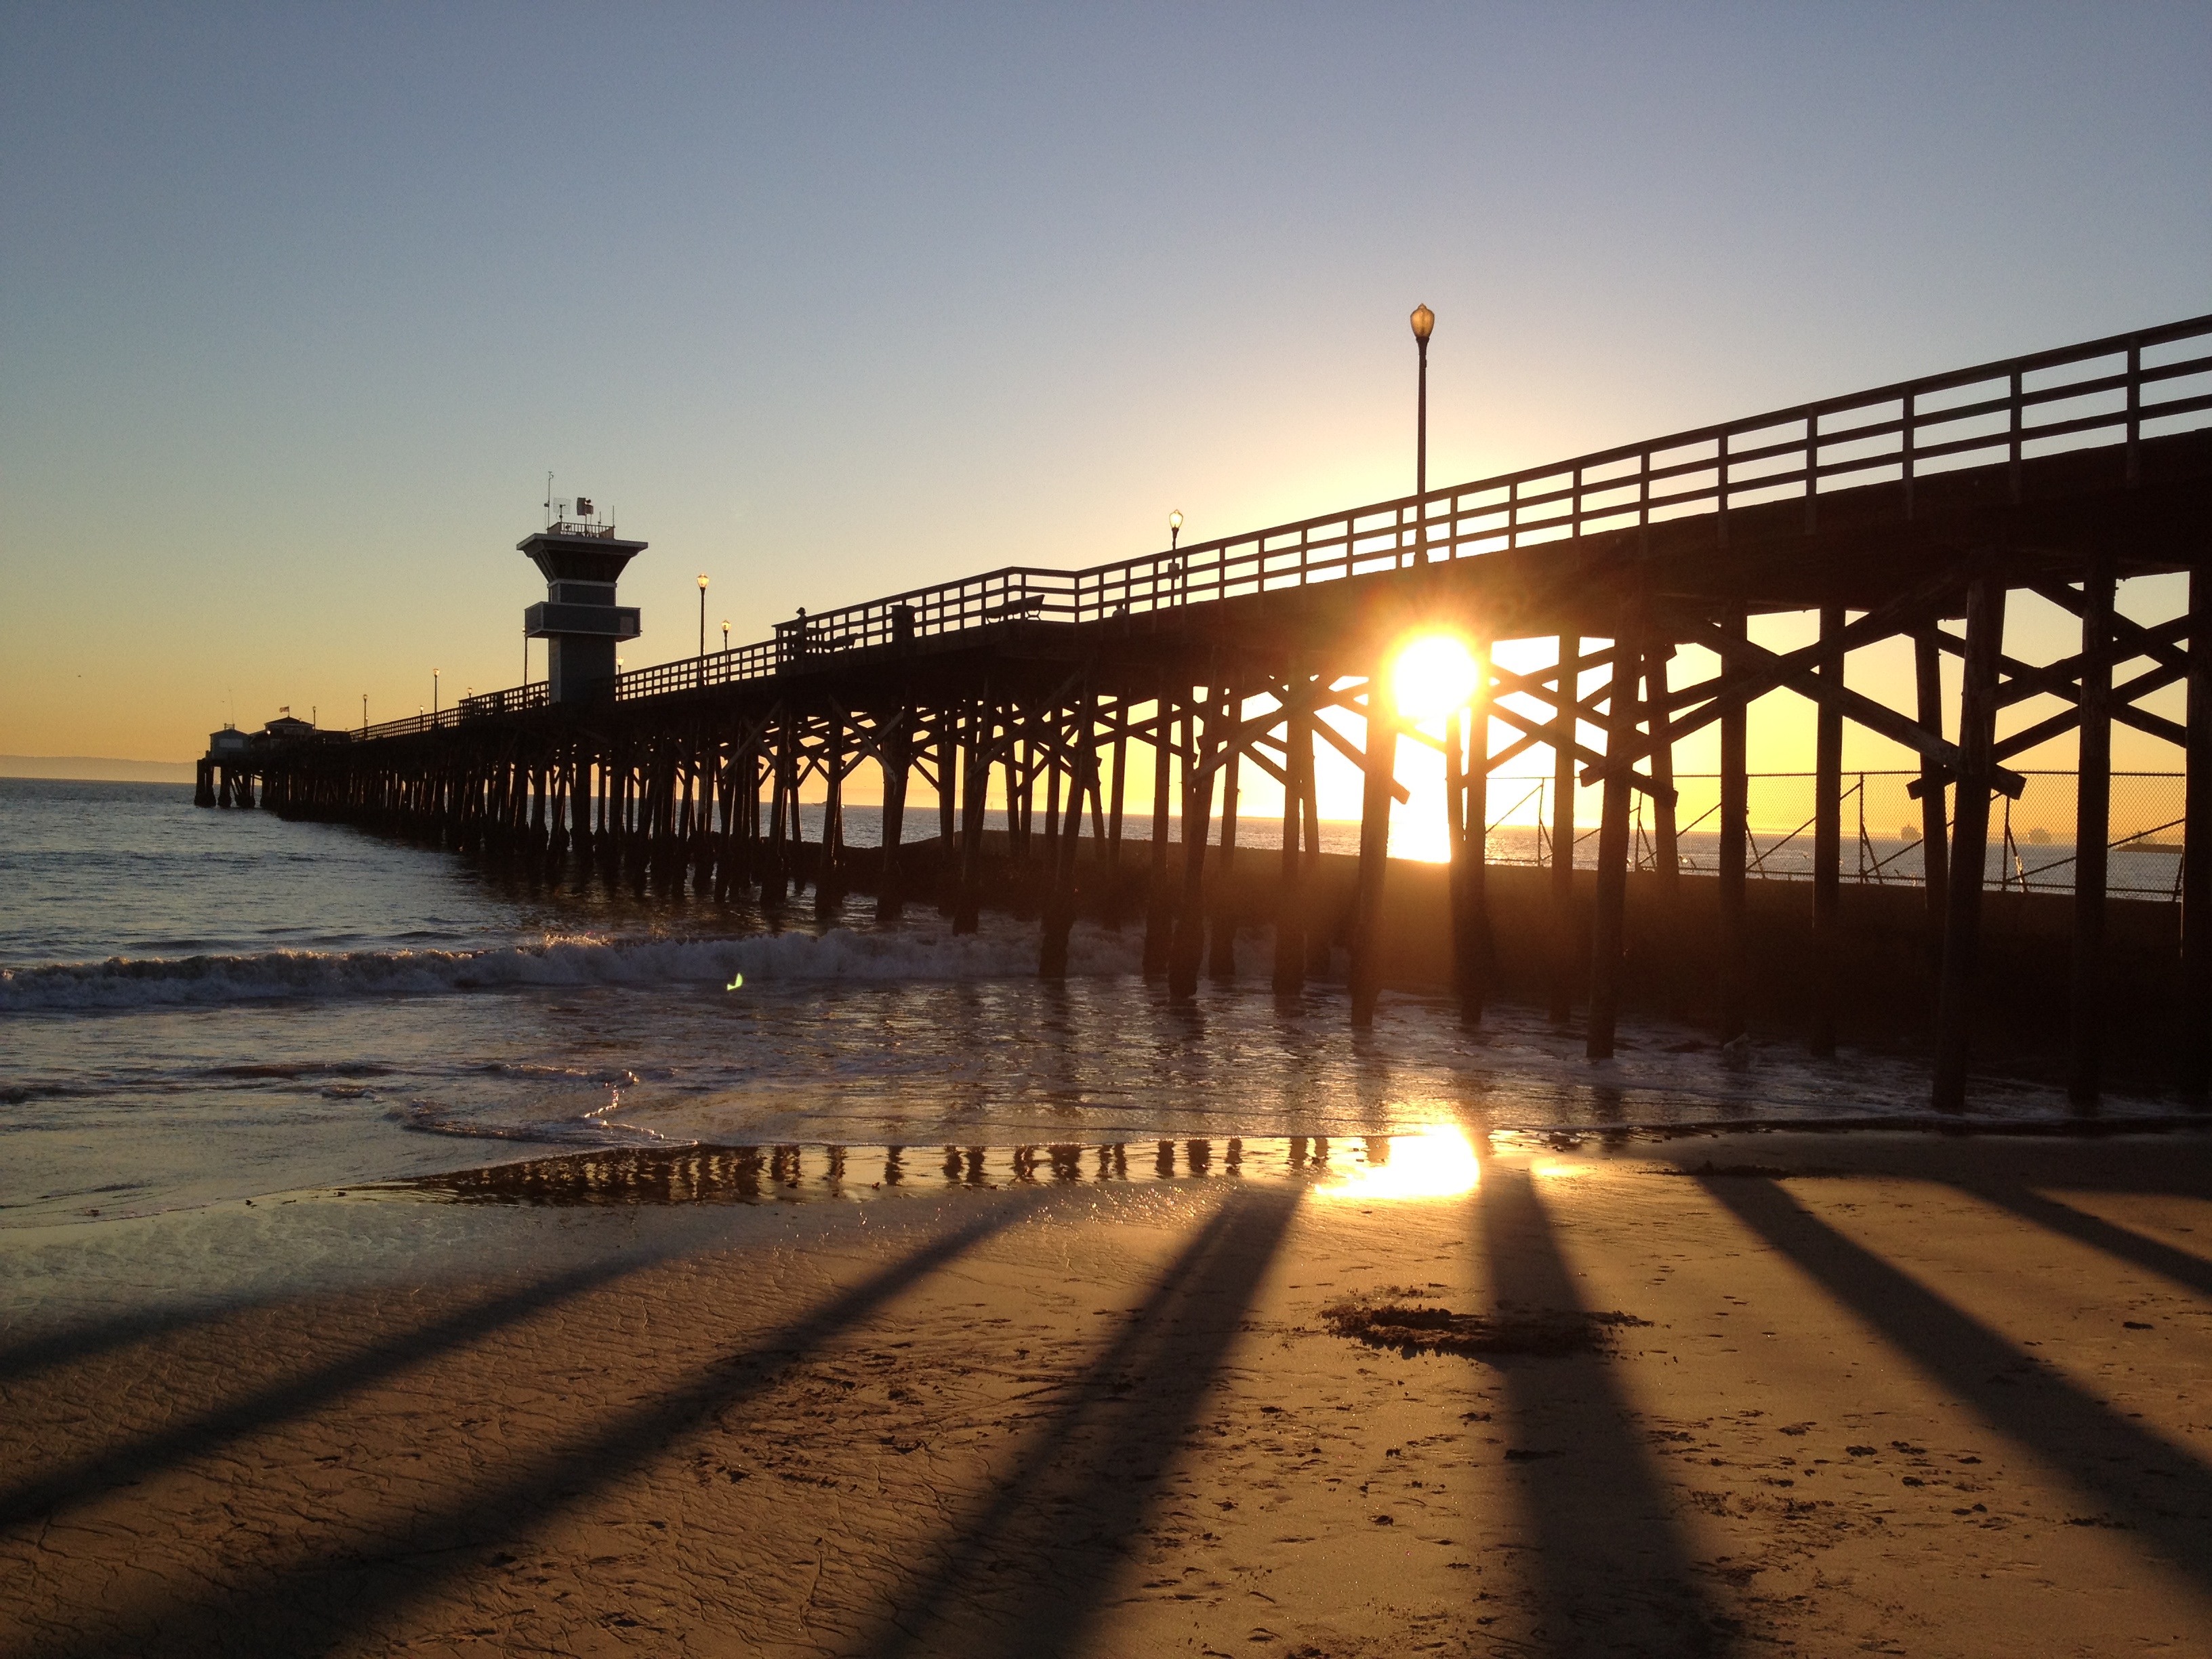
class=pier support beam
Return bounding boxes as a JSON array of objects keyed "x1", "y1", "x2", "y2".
[
  {"x1": 954, "y1": 699, "x2": 989, "y2": 934},
  {"x1": 1549, "y1": 634, "x2": 1581, "y2": 1024},
  {"x1": 878, "y1": 712, "x2": 912, "y2": 922},
  {"x1": 1273, "y1": 672, "x2": 1311, "y2": 996},
  {"x1": 1350, "y1": 660, "x2": 1397, "y2": 1029},
  {"x1": 2069, "y1": 555, "x2": 2114, "y2": 1111},
  {"x1": 1718, "y1": 605, "x2": 1749, "y2": 1042},
  {"x1": 1168, "y1": 691, "x2": 1215, "y2": 1000},
  {"x1": 1105, "y1": 712, "x2": 1129, "y2": 930},
  {"x1": 2185, "y1": 565, "x2": 2211, "y2": 1101},
  {"x1": 1142, "y1": 687, "x2": 1176, "y2": 978},
  {"x1": 1588, "y1": 626, "x2": 1639, "y2": 1059},
  {"x1": 1041, "y1": 693, "x2": 1094, "y2": 979},
  {"x1": 1934, "y1": 574, "x2": 2007, "y2": 1113},
  {"x1": 1456, "y1": 641, "x2": 1492, "y2": 1025},
  {"x1": 1209, "y1": 684, "x2": 1240, "y2": 983},
  {"x1": 1914, "y1": 627, "x2": 1950, "y2": 966},
  {"x1": 1811, "y1": 601, "x2": 1844, "y2": 1057}
]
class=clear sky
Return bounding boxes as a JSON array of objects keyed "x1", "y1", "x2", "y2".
[{"x1": 4, "y1": 2, "x2": 2207, "y2": 784}]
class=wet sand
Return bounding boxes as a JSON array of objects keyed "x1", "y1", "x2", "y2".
[{"x1": 4, "y1": 1130, "x2": 2211, "y2": 1657}]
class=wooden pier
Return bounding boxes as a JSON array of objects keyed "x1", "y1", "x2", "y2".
[{"x1": 208, "y1": 315, "x2": 2212, "y2": 1109}]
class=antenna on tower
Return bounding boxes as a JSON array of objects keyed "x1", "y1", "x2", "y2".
[{"x1": 544, "y1": 471, "x2": 554, "y2": 529}]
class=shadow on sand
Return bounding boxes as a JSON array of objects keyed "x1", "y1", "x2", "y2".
[
  {"x1": 1702, "y1": 1174, "x2": 2212, "y2": 1598},
  {"x1": 1481, "y1": 1160, "x2": 1735, "y2": 1656},
  {"x1": 23, "y1": 1201, "x2": 1032, "y2": 1659},
  {"x1": 851, "y1": 1183, "x2": 1303, "y2": 1659}
]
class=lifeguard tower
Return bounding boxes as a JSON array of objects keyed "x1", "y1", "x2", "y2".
[{"x1": 520, "y1": 495, "x2": 647, "y2": 703}]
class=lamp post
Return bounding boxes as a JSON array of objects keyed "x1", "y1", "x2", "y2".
[
  {"x1": 1410, "y1": 302, "x2": 1435, "y2": 559},
  {"x1": 361, "y1": 693, "x2": 367, "y2": 737},
  {"x1": 697, "y1": 574, "x2": 710, "y2": 657},
  {"x1": 1169, "y1": 510, "x2": 1183, "y2": 601},
  {"x1": 721, "y1": 619, "x2": 730, "y2": 653},
  {"x1": 432, "y1": 668, "x2": 441, "y2": 718}
]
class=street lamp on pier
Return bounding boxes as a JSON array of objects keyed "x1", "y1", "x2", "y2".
[
  {"x1": 1169, "y1": 510, "x2": 1184, "y2": 601},
  {"x1": 1410, "y1": 303, "x2": 1435, "y2": 560},
  {"x1": 697, "y1": 574, "x2": 710, "y2": 657},
  {"x1": 433, "y1": 668, "x2": 441, "y2": 718},
  {"x1": 721, "y1": 619, "x2": 730, "y2": 653}
]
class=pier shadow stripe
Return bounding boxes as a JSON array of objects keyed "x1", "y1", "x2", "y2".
[
  {"x1": 1701, "y1": 1176, "x2": 2212, "y2": 1592},
  {"x1": 1481, "y1": 1162, "x2": 1736, "y2": 1657},
  {"x1": 1941, "y1": 1176, "x2": 2212, "y2": 1302},
  {"x1": 851, "y1": 1184, "x2": 1303, "y2": 1659},
  {"x1": 18, "y1": 1200, "x2": 1032, "y2": 1659},
  {"x1": 0, "y1": 1258, "x2": 647, "y2": 1530},
  {"x1": 0, "y1": 1300, "x2": 290, "y2": 1389}
]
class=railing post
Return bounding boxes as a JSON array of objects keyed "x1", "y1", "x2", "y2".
[
  {"x1": 2126, "y1": 337, "x2": 2142, "y2": 487},
  {"x1": 1902, "y1": 390, "x2": 1917, "y2": 519},
  {"x1": 1804, "y1": 411, "x2": 1820, "y2": 534},
  {"x1": 2009, "y1": 367, "x2": 2024, "y2": 504}
]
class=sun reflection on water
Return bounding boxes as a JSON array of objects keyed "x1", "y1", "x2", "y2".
[{"x1": 1313, "y1": 1124, "x2": 1480, "y2": 1202}]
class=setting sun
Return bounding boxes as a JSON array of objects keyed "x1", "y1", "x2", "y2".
[{"x1": 1391, "y1": 634, "x2": 1482, "y2": 722}]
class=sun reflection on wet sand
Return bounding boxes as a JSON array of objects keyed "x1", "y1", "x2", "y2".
[
  {"x1": 384, "y1": 1130, "x2": 1487, "y2": 1208},
  {"x1": 1311, "y1": 1124, "x2": 1480, "y2": 1202}
]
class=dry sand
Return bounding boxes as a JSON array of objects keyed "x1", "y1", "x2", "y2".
[{"x1": 4, "y1": 1130, "x2": 2211, "y2": 1657}]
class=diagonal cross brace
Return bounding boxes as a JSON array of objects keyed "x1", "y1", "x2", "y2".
[{"x1": 1592, "y1": 615, "x2": 2024, "y2": 798}]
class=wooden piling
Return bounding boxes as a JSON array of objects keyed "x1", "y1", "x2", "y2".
[
  {"x1": 878, "y1": 711, "x2": 911, "y2": 920},
  {"x1": 1273, "y1": 672, "x2": 1309, "y2": 995},
  {"x1": 1168, "y1": 689, "x2": 1214, "y2": 1000},
  {"x1": 1914, "y1": 626, "x2": 1950, "y2": 964},
  {"x1": 1209, "y1": 684, "x2": 1240, "y2": 983},
  {"x1": 1142, "y1": 687, "x2": 1176, "y2": 977},
  {"x1": 1350, "y1": 658, "x2": 1397, "y2": 1029},
  {"x1": 1718, "y1": 604, "x2": 1749, "y2": 1042},
  {"x1": 954, "y1": 697, "x2": 989, "y2": 934},
  {"x1": 2185, "y1": 565, "x2": 2211, "y2": 1100},
  {"x1": 1587, "y1": 628, "x2": 1639, "y2": 1059},
  {"x1": 1456, "y1": 642, "x2": 1492, "y2": 1025},
  {"x1": 2068, "y1": 555, "x2": 2114, "y2": 1110},
  {"x1": 1811, "y1": 601, "x2": 1844, "y2": 1057},
  {"x1": 1933, "y1": 575, "x2": 2007, "y2": 1113},
  {"x1": 1549, "y1": 634, "x2": 1580, "y2": 1023},
  {"x1": 1040, "y1": 691, "x2": 1094, "y2": 978}
]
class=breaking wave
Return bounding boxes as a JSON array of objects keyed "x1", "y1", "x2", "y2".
[{"x1": 1, "y1": 924, "x2": 1143, "y2": 1012}]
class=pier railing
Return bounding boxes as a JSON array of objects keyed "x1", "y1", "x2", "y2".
[{"x1": 355, "y1": 311, "x2": 2212, "y2": 722}]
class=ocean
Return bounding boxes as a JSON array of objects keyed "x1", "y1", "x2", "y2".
[{"x1": 0, "y1": 777, "x2": 2128, "y2": 1230}]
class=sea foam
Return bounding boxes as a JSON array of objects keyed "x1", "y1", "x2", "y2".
[{"x1": 0, "y1": 922, "x2": 1143, "y2": 1011}]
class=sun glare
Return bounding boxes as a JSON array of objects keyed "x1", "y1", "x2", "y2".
[
  {"x1": 1315, "y1": 1124, "x2": 1481, "y2": 1202},
  {"x1": 1392, "y1": 634, "x2": 1481, "y2": 722}
]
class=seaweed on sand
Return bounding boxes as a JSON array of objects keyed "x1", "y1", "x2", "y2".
[{"x1": 1319, "y1": 1291, "x2": 1650, "y2": 1358}]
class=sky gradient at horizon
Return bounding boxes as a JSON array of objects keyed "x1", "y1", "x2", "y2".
[{"x1": 3, "y1": 3, "x2": 2207, "y2": 787}]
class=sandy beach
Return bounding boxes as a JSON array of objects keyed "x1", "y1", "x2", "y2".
[{"x1": 4, "y1": 1128, "x2": 2211, "y2": 1658}]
